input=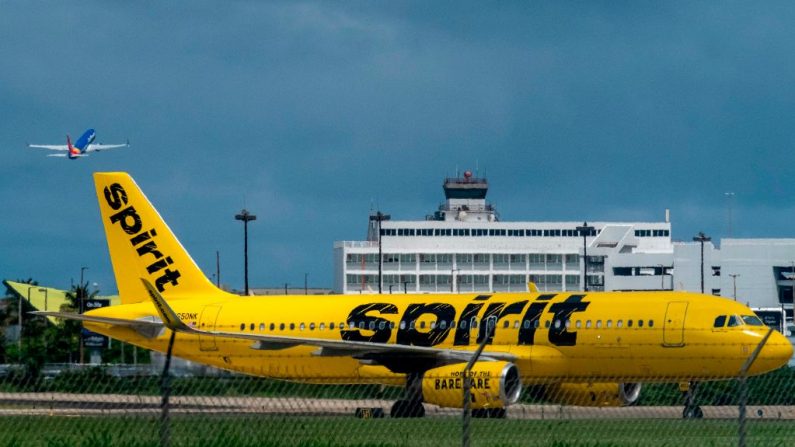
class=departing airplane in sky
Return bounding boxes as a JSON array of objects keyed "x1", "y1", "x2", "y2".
[
  {"x1": 28, "y1": 129, "x2": 129, "y2": 159},
  {"x1": 36, "y1": 172, "x2": 793, "y2": 419}
]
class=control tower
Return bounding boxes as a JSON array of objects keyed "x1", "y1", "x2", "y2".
[{"x1": 429, "y1": 170, "x2": 498, "y2": 222}]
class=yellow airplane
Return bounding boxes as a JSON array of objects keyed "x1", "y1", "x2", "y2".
[{"x1": 36, "y1": 172, "x2": 793, "y2": 419}]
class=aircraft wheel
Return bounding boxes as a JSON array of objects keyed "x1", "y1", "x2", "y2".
[
  {"x1": 472, "y1": 408, "x2": 506, "y2": 419},
  {"x1": 390, "y1": 399, "x2": 425, "y2": 418},
  {"x1": 682, "y1": 405, "x2": 704, "y2": 419}
]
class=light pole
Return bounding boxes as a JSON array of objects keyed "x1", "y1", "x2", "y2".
[
  {"x1": 729, "y1": 274, "x2": 740, "y2": 301},
  {"x1": 370, "y1": 211, "x2": 390, "y2": 294},
  {"x1": 235, "y1": 209, "x2": 256, "y2": 296},
  {"x1": 576, "y1": 222, "x2": 595, "y2": 291},
  {"x1": 693, "y1": 232, "x2": 711, "y2": 294}
]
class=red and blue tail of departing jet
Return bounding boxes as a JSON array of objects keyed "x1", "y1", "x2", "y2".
[{"x1": 28, "y1": 129, "x2": 129, "y2": 160}]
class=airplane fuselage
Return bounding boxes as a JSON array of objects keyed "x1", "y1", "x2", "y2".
[{"x1": 86, "y1": 290, "x2": 792, "y2": 385}]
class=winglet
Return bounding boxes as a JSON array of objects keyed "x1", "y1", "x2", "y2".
[
  {"x1": 527, "y1": 282, "x2": 539, "y2": 293},
  {"x1": 141, "y1": 278, "x2": 190, "y2": 332}
]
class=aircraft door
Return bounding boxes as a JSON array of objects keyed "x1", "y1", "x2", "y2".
[
  {"x1": 662, "y1": 301, "x2": 688, "y2": 347},
  {"x1": 198, "y1": 305, "x2": 222, "y2": 351}
]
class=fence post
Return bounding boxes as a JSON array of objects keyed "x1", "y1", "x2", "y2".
[
  {"x1": 160, "y1": 331, "x2": 177, "y2": 447},
  {"x1": 463, "y1": 317, "x2": 496, "y2": 447},
  {"x1": 737, "y1": 327, "x2": 774, "y2": 447}
]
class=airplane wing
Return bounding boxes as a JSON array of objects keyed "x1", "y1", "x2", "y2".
[
  {"x1": 28, "y1": 144, "x2": 68, "y2": 151},
  {"x1": 85, "y1": 142, "x2": 130, "y2": 152}
]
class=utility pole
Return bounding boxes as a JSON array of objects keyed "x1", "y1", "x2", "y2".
[
  {"x1": 216, "y1": 250, "x2": 220, "y2": 287},
  {"x1": 729, "y1": 274, "x2": 740, "y2": 301},
  {"x1": 576, "y1": 222, "x2": 595, "y2": 291},
  {"x1": 370, "y1": 211, "x2": 390, "y2": 293},
  {"x1": 79, "y1": 266, "x2": 88, "y2": 364},
  {"x1": 235, "y1": 209, "x2": 256, "y2": 296},
  {"x1": 692, "y1": 232, "x2": 711, "y2": 294}
]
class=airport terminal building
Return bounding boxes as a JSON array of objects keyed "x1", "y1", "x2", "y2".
[{"x1": 333, "y1": 173, "x2": 795, "y2": 326}]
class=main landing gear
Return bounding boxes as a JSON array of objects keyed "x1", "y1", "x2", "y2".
[
  {"x1": 390, "y1": 372, "x2": 425, "y2": 418},
  {"x1": 471, "y1": 408, "x2": 507, "y2": 419},
  {"x1": 681, "y1": 381, "x2": 704, "y2": 419}
]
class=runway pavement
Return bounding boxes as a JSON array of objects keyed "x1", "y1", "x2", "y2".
[{"x1": 0, "y1": 392, "x2": 793, "y2": 419}]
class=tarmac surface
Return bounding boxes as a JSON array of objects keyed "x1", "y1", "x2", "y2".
[{"x1": 0, "y1": 392, "x2": 793, "y2": 419}]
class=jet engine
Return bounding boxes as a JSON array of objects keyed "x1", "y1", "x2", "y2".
[
  {"x1": 542, "y1": 382, "x2": 642, "y2": 407},
  {"x1": 421, "y1": 361, "x2": 521, "y2": 409}
]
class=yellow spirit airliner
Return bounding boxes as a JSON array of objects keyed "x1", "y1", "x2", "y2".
[{"x1": 37, "y1": 173, "x2": 793, "y2": 419}]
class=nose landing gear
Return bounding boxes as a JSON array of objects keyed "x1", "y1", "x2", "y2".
[{"x1": 681, "y1": 381, "x2": 703, "y2": 419}]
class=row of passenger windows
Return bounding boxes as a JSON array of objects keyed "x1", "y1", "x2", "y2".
[
  {"x1": 382, "y1": 228, "x2": 602, "y2": 237},
  {"x1": 235, "y1": 318, "x2": 656, "y2": 332}
]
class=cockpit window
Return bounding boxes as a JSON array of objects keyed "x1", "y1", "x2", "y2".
[
  {"x1": 742, "y1": 315, "x2": 764, "y2": 326},
  {"x1": 727, "y1": 315, "x2": 742, "y2": 327},
  {"x1": 713, "y1": 315, "x2": 726, "y2": 328}
]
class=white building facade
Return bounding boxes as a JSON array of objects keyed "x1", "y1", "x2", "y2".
[{"x1": 334, "y1": 173, "x2": 675, "y2": 295}]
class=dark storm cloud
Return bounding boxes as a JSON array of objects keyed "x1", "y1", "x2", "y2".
[{"x1": 3, "y1": 1, "x2": 795, "y2": 291}]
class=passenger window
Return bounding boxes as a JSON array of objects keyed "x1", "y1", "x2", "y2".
[
  {"x1": 565, "y1": 319, "x2": 571, "y2": 329},
  {"x1": 270, "y1": 323, "x2": 275, "y2": 331},
  {"x1": 240, "y1": 323, "x2": 245, "y2": 331},
  {"x1": 250, "y1": 323, "x2": 255, "y2": 331},
  {"x1": 349, "y1": 322, "x2": 355, "y2": 329},
  {"x1": 514, "y1": 320, "x2": 520, "y2": 329},
  {"x1": 523, "y1": 320, "x2": 531, "y2": 329},
  {"x1": 503, "y1": 320, "x2": 510, "y2": 329},
  {"x1": 606, "y1": 320, "x2": 612, "y2": 328},
  {"x1": 409, "y1": 321, "x2": 416, "y2": 330},
  {"x1": 596, "y1": 320, "x2": 602, "y2": 329},
  {"x1": 627, "y1": 320, "x2": 633, "y2": 328},
  {"x1": 420, "y1": 321, "x2": 426, "y2": 329},
  {"x1": 368, "y1": 321, "x2": 375, "y2": 330},
  {"x1": 259, "y1": 323, "x2": 265, "y2": 331},
  {"x1": 586, "y1": 320, "x2": 592, "y2": 329},
  {"x1": 554, "y1": 320, "x2": 561, "y2": 329},
  {"x1": 714, "y1": 315, "x2": 727, "y2": 328},
  {"x1": 279, "y1": 323, "x2": 285, "y2": 331},
  {"x1": 648, "y1": 320, "x2": 654, "y2": 328},
  {"x1": 358, "y1": 321, "x2": 365, "y2": 330},
  {"x1": 576, "y1": 320, "x2": 582, "y2": 329},
  {"x1": 472, "y1": 319, "x2": 479, "y2": 329},
  {"x1": 390, "y1": 321, "x2": 396, "y2": 330},
  {"x1": 378, "y1": 321, "x2": 386, "y2": 330},
  {"x1": 319, "y1": 323, "x2": 325, "y2": 331},
  {"x1": 330, "y1": 322, "x2": 335, "y2": 330},
  {"x1": 545, "y1": 320, "x2": 551, "y2": 329},
  {"x1": 300, "y1": 323, "x2": 306, "y2": 331},
  {"x1": 290, "y1": 323, "x2": 296, "y2": 330},
  {"x1": 461, "y1": 320, "x2": 468, "y2": 330},
  {"x1": 638, "y1": 320, "x2": 643, "y2": 328},
  {"x1": 727, "y1": 315, "x2": 741, "y2": 327},
  {"x1": 534, "y1": 320, "x2": 540, "y2": 329},
  {"x1": 440, "y1": 320, "x2": 447, "y2": 330},
  {"x1": 617, "y1": 320, "x2": 623, "y2": 328},
  {"x1": 400, "y1": 321, "x2": 406, "y2": 330}
]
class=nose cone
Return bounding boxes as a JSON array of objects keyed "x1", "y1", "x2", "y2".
[{"x1": 748, "y1": 330, "x2": 793, "y2": 375}]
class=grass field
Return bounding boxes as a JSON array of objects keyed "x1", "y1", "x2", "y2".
[{"x1": 0, "y1": 415, "x2": 792, "y2": 447}]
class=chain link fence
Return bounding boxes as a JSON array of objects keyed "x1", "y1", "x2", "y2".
[{"x1": 0, "y1": 353, "x2": 792, "y2": 446}]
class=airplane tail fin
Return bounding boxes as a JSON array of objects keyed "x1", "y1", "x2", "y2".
[
  {"x1": 67, "y1": 135, "x2": 80, "y2": 159},
  {"x1": 94, "y1": 172, "x2": 224, "y2": 304}
]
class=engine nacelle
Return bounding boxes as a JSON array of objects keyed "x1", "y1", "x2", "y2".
[
  {"x1": 542, "y1": 382, "x2": 642, "y2": 407},
  {"x1": 421, "y1": 361, "x2": 521, "y2": 409}
]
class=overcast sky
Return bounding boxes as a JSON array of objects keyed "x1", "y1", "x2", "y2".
[{"x1": 3, "y1": 1, "x2": 795, "y2": 294}]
